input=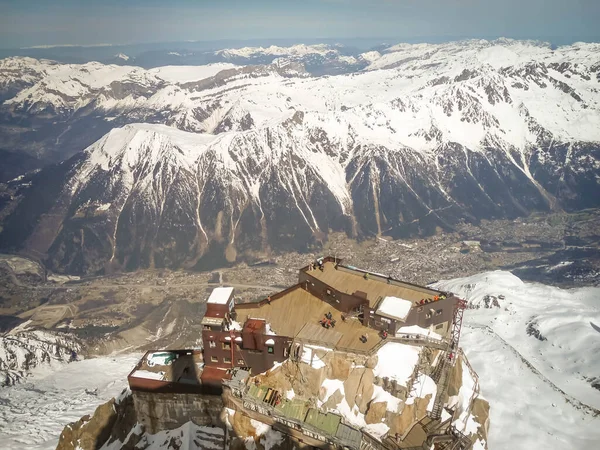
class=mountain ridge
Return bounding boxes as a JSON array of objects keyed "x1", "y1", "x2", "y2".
[{"x1": 0, "y1": 39, "x2": 598, "y2": 273}]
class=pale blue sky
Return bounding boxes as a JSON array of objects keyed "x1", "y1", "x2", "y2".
[{"x1": 0, "y1": 0, "x2": 598, "y2": 48}]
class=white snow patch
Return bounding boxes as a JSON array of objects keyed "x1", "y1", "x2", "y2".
[
  {"x1": 130, "y1": 369, "x2": 165, "y2": 380},
  {"x1": 376, "y1": 296, "x2": 412, "y2": 321},
  {"x1": 207, "y1": 286, "x2": 234, "y2": 304},
  {"x1": 371, "y1": 385, "x2": 402, "y2": 412},
  {"x1": 0, "y1": 354, "x2": 140, "y2": 450},
  {"x1": 148, "y1": 63, "x2": 238, "y2": 83},
  {"x1": 396, "y1": 325, "x2": 443, "y2": 341},
  {"x1": 434, "y1": 270, "x2": 600, "y2": 449},
  {"x1": 406, "y1": 374, "x2": 437, "y2": 412},
  {"x1": 373, "y1": 342, "x2": 420, "y2": 387},
  {"x1": 300, "y1": 345, "x2": 328, "y2": 369},
  {"x1": 320, "y1": 378, "x2": 345, "y2": 404},
  {"x1": 364, "y1": 422, "x2": 390, "y2": 440}
]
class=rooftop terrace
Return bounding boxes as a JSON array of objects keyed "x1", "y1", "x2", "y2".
[
  {"x1": 235, "y1": 285, "x2": 379, "y2": 352},
  {"x1": 305, "y1": 261, "x2": 442, "y2": 308},
  {"x1": 128, "y1": 350, "x2": 229, "y2": 394}
]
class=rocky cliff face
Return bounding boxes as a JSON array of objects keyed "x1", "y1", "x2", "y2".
[{"x1": 0, "y1": 39, "x2": 598, "y2": 273}]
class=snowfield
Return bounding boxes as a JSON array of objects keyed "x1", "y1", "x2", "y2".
[
  {"x1": 148, "y1": 63, "x2": 239, "y2": 83},
  {"x1": 0, "y1": 354, "x2": 140, "y2": 450},
  {"x1": 434, "y1": 271, "x2": 600, "y2": 449}
]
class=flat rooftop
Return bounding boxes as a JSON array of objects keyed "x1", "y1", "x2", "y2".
[
  {"x1": 207, "y1": 286, "x2": 234, "y2": 305},
  {"x1": 235, "y1": 286, "x2": 378, "y2": 352},
  {"x1": 130, "y1": 351, "x2": 204, "y2": 385},
  {"x1": 306, "y1": 261, "x2": 441, "y2": 308}
]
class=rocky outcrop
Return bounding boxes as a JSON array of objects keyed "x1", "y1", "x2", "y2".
[
  {"x1": 1, "y1": 329, "x2": 81, "y2": 386},
  {"x1": 56, "y1": 390, "x2": 138, "y2": 450}
]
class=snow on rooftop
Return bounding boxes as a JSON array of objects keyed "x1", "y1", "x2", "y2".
[
  {"x1": 207, "y1": 286, "x2": 234, "y2": 304},
  {"x1": 130, "y1": 369, "x2": 165, "y2": 381},
  {"x1": 376, "y1": 296, "x2": 413, "y2": 321},
  {"x1": 397, "y1": 325, "x2": 443, "y2": 341}
]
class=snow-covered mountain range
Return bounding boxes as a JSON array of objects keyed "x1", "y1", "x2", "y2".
[{"x1": 0, "y1": 39, "x2": 599, "y2": 273}]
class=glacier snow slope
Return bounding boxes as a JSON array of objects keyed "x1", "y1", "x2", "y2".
[
  {"x1": 434, "y1": 271, "x2": 600, "y2": 449},
  {"x1": 0, "y1": 354, "x2": 140, "y2": 450}
]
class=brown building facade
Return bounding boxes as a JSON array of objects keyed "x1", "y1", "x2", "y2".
[{"x1": 199, "y1": 256, "x2": 457, "y2": 375}]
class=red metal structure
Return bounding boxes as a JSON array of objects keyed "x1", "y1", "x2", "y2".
[
  {"x1": 230, "y1": 328, "x2": 236, "y2": 369},
  {"x1": 450, "y1": 297, "x2": 468, "y2": 353}
]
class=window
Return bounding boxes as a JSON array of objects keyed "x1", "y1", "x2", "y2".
[
  {"x1": 426, "y1": 312, "x2": 432, "y2": 319},
  {"x1": 436, "y1": 309, "x2": 443, "y2": 316},
  {"x1": 436, "y1": 324, "x2": 444, "y2": 330},
  {"x1": 267, "y1": 346, "x2": 274, "y2": 354},
  {"x1": 224, "y1": 356, "x2": 231, "y2": 363},
  {"x1": 417, "y1": 306, "x2": 424, "y2": 313},
  {"x1": 222, "y1": 342, "x2": 231, "y2": 350},
  {"x1": 381, "y1": 317, "x2": 391, "y2": 324},
  {"x1": 211, "y1": 356, "x2": 218, "y2": 362},
  {"x1": 209, "y1": 340, "x2": 216, "y2": 348},
  {"x1": 237, "y1": 359, "x2": 245, "y2": 365}
]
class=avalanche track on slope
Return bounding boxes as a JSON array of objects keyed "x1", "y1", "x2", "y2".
[{"x1": 0, "y1": 39, "x2": 599, "y2": 272}]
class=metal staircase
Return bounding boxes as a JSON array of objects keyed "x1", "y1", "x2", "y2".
[{"x1": 430, "y1": 354, "x2": 451, "y2": 420}]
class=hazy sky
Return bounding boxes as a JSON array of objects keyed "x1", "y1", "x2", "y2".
[{"x1": 0, "y1": 0, "x2": 598, "y2": 48}]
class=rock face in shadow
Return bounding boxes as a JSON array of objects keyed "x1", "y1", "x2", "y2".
[
  {"x1": 56, "y1": 391, "x2": 138, "y2": 450},
  {"x1": 1, "y1": 120, "x2": 596, "y2": 275},
  {"x1": 1, "y1": 41, "x2": 599, "y2": 275}
]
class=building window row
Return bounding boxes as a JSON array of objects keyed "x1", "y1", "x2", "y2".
[{"x1": 211, "y1": 355, "x2": 245, "y2": 365}]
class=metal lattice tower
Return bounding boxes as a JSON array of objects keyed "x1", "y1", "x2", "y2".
[{"x1": 450, "y1": 298, "x2": 468, "y2": 356}]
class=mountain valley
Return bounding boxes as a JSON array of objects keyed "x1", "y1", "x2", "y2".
[{"x1": 0, "y1": 40, "x2": 599, "y2": 274}]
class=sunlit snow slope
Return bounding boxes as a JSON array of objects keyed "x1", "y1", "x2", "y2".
[
  {"x1": 0, "y1": 39, "x2": 599, "y2": 273},
  {"x1": 0, "y1": 354, "x2": 139, "y2": 450},
  {"x1": 434, "y1": 271, "x2": 600, "y2": 449}
]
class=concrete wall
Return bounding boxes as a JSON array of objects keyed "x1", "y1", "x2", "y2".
[
  {"x1": 404, "y1": 296, "x2": 456, "y2": 331},
  {"x1": 132, "y1": 390, "x2": 224, "y2": 434},
  {"x1": 299, "y1": 271, "x2": 368, "y2": 314}
]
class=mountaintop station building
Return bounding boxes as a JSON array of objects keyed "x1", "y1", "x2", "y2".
[
  {"x1": 129, "y1": 256, "x2": 458, "y2": 389},
  {"x1": 125, "y1": 257, "x2": 475, "y2": 450}
]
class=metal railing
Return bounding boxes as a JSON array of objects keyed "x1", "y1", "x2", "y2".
[{"x1": 237, "y1": 391, "x2": 360, "y2": 449}]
